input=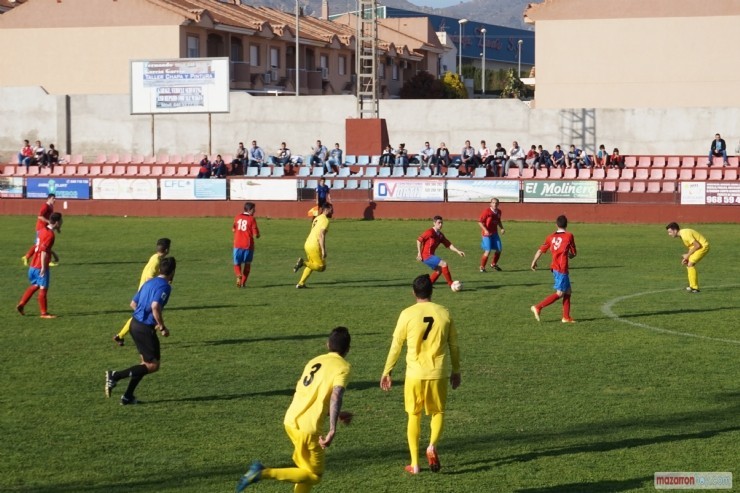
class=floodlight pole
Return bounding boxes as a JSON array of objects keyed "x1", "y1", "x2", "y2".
[
  {"x1": 517, "y1": 39, "x2": 523, "y2": 78},
  {"x1": 481, "y1": 28, "x2": 486, "y2": 94},
  {"x1": 458, "y1": 18, "x2": 468, "y2": 77},
  {"x1": 295, "y1": 1, "x2": 300, "y2": 96}
]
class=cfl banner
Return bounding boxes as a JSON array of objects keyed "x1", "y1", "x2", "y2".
[
  {"x1": 447, "y1": 180, "x2": 520, "y2": 202},
  {"x1": 523, "y1": 180, "x2": 598, "y2": 203},
  {"x1": 93, "y1": 179, "x2": 158, "y2": 200},
  {"x1": 373, "y1": 180, "x2": 445, "y2": 202},
  {"x1": 160, "y1": 179, "x2": 227, "y2": 200},
  {"x1": 0, "y1": 177, "x2": 24, "y2": 198},
  {"x1": 27, "y1": 178, "x2": 91, "y2": 199},
  {"x1": 680, "y1": 182, "x2": 740, "y2": 205},
  {"x1": 230, "y1": 178, "x2": 298, "y2": 201}
]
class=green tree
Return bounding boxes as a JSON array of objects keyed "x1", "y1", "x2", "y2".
[
  {"x1": 441, "y1": 71, "x2": 468, "y2": 99},
  {"x1": 500, "y1": 68, "x2": 529, "y2": 99},
  {"x1": 399, "y1": 71, "x2": 445, "y2": 99}
]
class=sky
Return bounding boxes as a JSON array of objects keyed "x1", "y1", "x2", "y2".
[{"x1": 408, "y1": 0, "x2": 473, "y2": 7}]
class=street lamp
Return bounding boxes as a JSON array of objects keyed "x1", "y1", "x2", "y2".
[
  {"x1": 458, "y1": 18, "x2": 468, "y2": 77},
  {"x1": 481, "y1": 28, "x2": 486, "y2": 94},
  {"x1": 517, "y1": 39, "x2": 523, "y2": 78},
  {"x1": 295, "y1": 1, "x2": 300, "y2": 96}
]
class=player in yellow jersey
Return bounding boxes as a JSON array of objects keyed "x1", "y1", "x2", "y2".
[
  {"x1": 666, "y1": 222, "x2": 709, "y2": 293},
  {"x1": 293, "y1": 203, "x2": 333, "y2": 289},
  {"x1": 380, "y1": 274, "x2": 461, "y2": 475},
  {"x1": 235, "y1": 327, "x2": 352, "y2": 492},
  {"x1": 112, "y1": 238, "x2": 171, "y2": 346}
]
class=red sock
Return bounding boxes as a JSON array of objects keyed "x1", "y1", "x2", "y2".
[
  {"x1": 480, "y1": 254, "x2": 489, "y2": 270},
  {"x1": 233, "y1": 265, "x2": 242, "y2": 277},
  {"x1": 38, "y1": 288, "x2": 48, "y2": 314},
  {"x1": 25, "y1": 244, "x2": 36, "y2": 259},
  {"x1": 19, "y1": 285, "x2": 39, "y2": 307},
  {"x1": 562, "y1": 294, "x2": 571, "y2": 319},
  {"x1": 537, "y1": 293, "x2": 560, "y2": 310},
  {"x1": 492, "y1": 252, "x2": 501, "y2": 266},
  {"x1": 241, "y1": 264, "x2": 251, "y2": 286},
  {"x1": 441, "y1": 265, "x2": 453, "y2": 285},
  {"x1": 430, "y1": 271, "x2": 441, "y2": 284}
]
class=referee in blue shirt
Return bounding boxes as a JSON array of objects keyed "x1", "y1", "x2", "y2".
[{"x1": 105, "y1": 257, "x2": 176, "y2": 405}]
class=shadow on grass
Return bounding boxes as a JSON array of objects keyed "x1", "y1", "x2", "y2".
[
  {"x1": 149, "y1": 387, "x2": 294, "y2": 403},
  {"x1": 616, "y1": 305, "x2": 740, "y2": 318},
  {"x1": 68, "y1": 304, "x2": 240, "y2": 317},
  {"x1": 201, "y1": 333, "x2": 328, "y2": 345},
  {"x1": 61, "y1": 260, "x2": 143, "y2": 266},
  {"x1": 515, "y1": 475, "x2": 653, "y2": 493}
]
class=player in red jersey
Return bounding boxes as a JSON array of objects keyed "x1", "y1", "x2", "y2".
[
  {"x1": 530, "y1": 215, "x2": 577, "y2": 323},
  {"x1": 232, "y1": 202, "x2": 261, "y2": 288},
  {"x1": 477, "y1": 197, "x2": 506, "y2": 272},
  {"x1": 22, "y1": 193, "x2": 58, "y2": 266},
  {"x1": 417, "y1": 216, "x2": 465, "y2": 287},
  {"x1": 17, "y1": 212, "x2": 63, "y2": 318}
]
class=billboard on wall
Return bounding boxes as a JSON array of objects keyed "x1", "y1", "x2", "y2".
[
  {"x1": 130, "y1": 58, "x2": 230, "y2": 114},
  {"x1": 447, "y1": 180, "x2": 520, "y2": 202},
  {"x1": 160, "y1": 179, "x2": 227, "y2": 200},
  {"x1": 373, "y1": 180, "x2": 445, "y2": 202},
  {"x1": 522, "y1": 180, "x2": 598, "y2": 203},
  {"x1": 0, "y1": 177, "x2": 24, "y2": 198},
  {"x1": 93, "y1": 178, "x2": 158, "y2": 200},
  {"x1": 27, "y1": 178, "x2": 90, "y2": 199},
  {"x1": 230, "y1": 179, "x2": 298, "y2": 201},
  {"x1": 680, "y1": 181, "x2": 740, "y2": 205}
]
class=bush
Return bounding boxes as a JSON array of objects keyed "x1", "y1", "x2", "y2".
[{"x1": 399, "y1": 71, "x2": 445, "y2": 99}]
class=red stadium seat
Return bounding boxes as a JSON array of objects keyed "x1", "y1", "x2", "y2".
[
  {"x1": 138, "y1": 165, "x2": 151, "y2": 176},
  {"x1": 708, "y1": 169, "x2": 723, "y2": 181},
  {"x1": 617, "y1": 181, "x2": 632, "y2": 193},
  {"x1": 678, "y1": 169, "x2": 693, "y2": 180},
  {"x1": 534, "y1": 168, "x2": 549, "y2": 179},
  {"x1": 131, "y1": 154, "x2": 144, "y2": 164},
  {"x1": 666, "y1": 156, "x2": 680, "y2": 168},
  {"x1": 605, "y1": 168, "x2": 620, "y2": 180},
  {"x1": 119, "y1": 153, "x2": 132, "y2": 164},
  {"x1": 724, "y1": 169, "x2": 737, "y2": 180},
  {"x1": 113, "y1": 165, "x2": 126, "y2": 175},
  {"x1": 576, "y1": 168, "x2": 591, "y2": 179},
  {"x1": 693, "y1": 168, "x2": 708, "y2": 180},
  {"x1": 169, "y1": 154, "x2": 182, "y2": 165},
  {"x1": 95, "y1": 154, "x2": 107, "y2": 164},
  {"x1": 563, "y1": 168, "x2": 577, "y2": 179},
  {"x1": 521, "y1": 168, "x2": 535, "y2": 179},
  {"x1": 661, "y1": 181, "x2": 676, "y2": 193},
  {"x1": 634, "y1": 168, "x2": 649, "y2": 180},
  {"x1": 632, "y1": 181, "x2": 646, "y2": 193},
  {"x1": 156, "y1": 154, "x2": 170, "y2": 165},
  {"x1": 637, "y1": 156, "x2": 651, "y2": 168},
  {"x1": 648, "y1": 169, "x2": 663, "y2": 180},
  {"x1": 624, "y1": 156, "x2": 637, "y2": 168},
  {"x1": 621, "y1": 168, "x2": 635, "y2": 180},
  {"x1": 77, "y1": 165, "x2": 89, "y2": 175},
  {"x1": 101, "y1": 165, "x2": 114, "y2": 175},
  {"x1": 681, "y1": 156, "x2": 695, "y2": 168},
  {"x1": 728, "y1": 157, "x2": 739, "y2": 167},
  {"x1": 646, "y1": 181, "x2": 661, "y2": 193},
  {"x1": 163, "y1": 166, "x2": 176, "y2": 176},
  {"x1": 125, "y1": 165, "x2": 139, "y2": 176},
  {"x1": 150, "y1": 165, "x2": 163, "y2": 176},
  {"x1": 663, "y1": 169, "x2": 678, "y2": 181},
  {"x1": 107, "y1": 154, "x2": 120, "y2": 164},
  {"x1": 70, "y1": 154, "x2": 84, "y2": 165},
  {"x1": 651, "y1": 156, "x2": 666, "y2": 168},
  {"x1": 602, "y1": 180, "x2": 617, "y2": 192},
  {"x1": 188, "y1": 166, "x2": 200, "y2": 176},
  {"x1": 592, "y1": 168, "x2": 605, "y2": 180},
  {"x1": 176, "y1": 166, "x2": 190, "y2": 176},
  {"x1": 63, "y1": 165, "x2": 77, "y2": 175}
]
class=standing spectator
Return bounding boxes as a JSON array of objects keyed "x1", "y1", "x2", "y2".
[
  {"x1": 552, "y1": 145, "x2": 566, "y2": 168},
  {"x1": 380, "y1": 144, "x2": 395, "y2": 167},
  {"x1": 594, "y1": 144, "x2": 609, "y2": 168},
  {"x1": 315, "y1": 178, "x2": 331, "y2": 210},
  {"x1": 395, "y1": 143, "x2": 409, "y2": 175},
  {"x1": 504, "y1": 141, "x2": 525, "y2": 177},
  {"x1": 235, "y1": 327, "x2": 352, "y2": 492},
  {"x1": 247, "y1": 140, "x2": 266, "y2": 173},
  {"x1": 530, "y1": 215, "x2": 577, "y2": 324},
  {"x1": 434, "y1": 142, "x2": 450, "y2": 176},
  {"x1": 293, "y1": 203, "x2": 334, "y2": 289},
  {"x1": 33, "y1": 140, "x2": 48, "y2": 168},
  {"x1": 478, "y1": 140, "x2": 493, "y2": 174},
  {"x1": 231, "y1": 142, "x2": 246, "y2": 174},
  {"x1": 535, "y1": 145, "x2": 552, "y2": 169},
  {"x1": 18, "y1": 139, "x2": 34, "y2": 169},
  {"x1": 609, "y1": 148, "x2": 625, "y2": 169},
  {"x1": 310, "y1": 139, "x2": 328, "y2": 170},
  {"x1": 105, "y1": 257, "x2": 177, "y2": 405},
  {"x1": 380, "y1": 274, "x2": 461, "y2": 475},
  {"x1": 232, "y1": 202, "x2": 260, "y2": 288},
  {"x1": 211, "y1": 154, "x2": 228, "y2": 178},
  {"x1": 418, "y1": 141, "x2": 435, "y2": 170},
  {"x1": 459, "y1": 140, "x2": 478, "y2": 176},
  {"x1": 196, "y1": 154, "x2": 211, "y2": 178},
  {"x1": 478, "y1": 198, "x2": 505, "y2": 272},
  {"x1": 665, "y1": 222, "x2": 710, "y2": 293},
  {"x1": 708, "y1": 133, "x2": 729, "y2": 166},
  {"x1": 16, "y1": 212, "x2": 63, "y2": 319},
  {"x1": 326, "y1": 143, "x2": 343, "y2": 174},
  {"x1": 525, "y1": 145, "x2": 539, "y2": 168},
  {"x1": 416, "y1": 216, "x2": 465, "y2": 288},
  {"x1": 22, "y1": 193, "x2": 57, "y2": 266},
  {"x1": 491, "y1": 143, "x2": 508, "y2": 177},
  {"x1": 46, "y1": 144, "x2": 60, "y2": 173}
]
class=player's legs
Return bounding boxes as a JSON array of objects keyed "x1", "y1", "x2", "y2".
[
  {"x1": 262, "y1": 426, "x2": 323, "y2": 488},
  {"x1": 490, "y1": 234, "x2": 503, "y2": 268},
  {"x1": 533, "y1": 271, "x2": 566, "y2": 318},
  {"x1": 480, "y1": 236, "x2": 492, "y2": 271},
  {"x1": 233, "y1": 248, "x2": 246, "y2": 286},
  {"x1": 18, "y1": 285, "x2": 40, "y2": 311},
  {"x1": 686, "y1": 248, "x2": 708, "y2": 290},
  {"x1": 240, "y1": 250, "x2": 254, "y2": 287},
  {"x1": 116, "y1": 318, "x2": 132, "y2": 340},
  {"x1": 406, "y1": 412, "x2": 421, "y2": 469},
  {"x1": 298, "y1": 246, "x2": 325, "y2": 287},
  {"x1": 404, "y1": 378, "x2": 425, "y2": 470}
]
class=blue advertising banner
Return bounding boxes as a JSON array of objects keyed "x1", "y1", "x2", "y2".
[{"x1": 27, "y1": 178, "x2": 91, "y2": 199}]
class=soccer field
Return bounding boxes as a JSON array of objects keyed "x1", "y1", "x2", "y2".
[{"x1": 1, "y1": 215, "x2": 738, "y2": 493}]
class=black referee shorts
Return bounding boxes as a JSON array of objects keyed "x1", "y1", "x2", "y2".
[{"x1": 130, "y1": 318, "x2": 161, "y2": 363}]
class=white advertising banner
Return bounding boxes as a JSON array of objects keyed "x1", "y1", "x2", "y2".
[
  {"x1": 446, "y1": 180, "x2": 520, "y2": 202},
  {"x1": 92, "y1": 178, "x2": 158, "y2": 200},
  {"x1": 230, "y1": 178, "x2": 299, "y2": 201},
  {"x1": 679, "y1": 182, "x2": 706, "y2": 205},
  {"x1": 160, "y1": 178, "x2": 227, "y2": 200},
  {"x1": 130, "y1": 58, "x2": 230, "y2": 114},
  {"x1": 373, "y1": 179, "x2": 445, "y2": 202}
]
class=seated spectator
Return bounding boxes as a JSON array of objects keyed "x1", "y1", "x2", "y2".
[
  {"x1": 504, "y1": 141, "x2": 526, "y2": 177},
  {"x1": 418, "y1": 141, "x2": 434, "y2": 169},
  {"x1": 380, "y1": 144, "x2": 395, "y2": 167},
  {"x1": 247, "y1": 140, "x2": 266, "y2": 173},
  {"x1": 434, "y1": 142, "x2": 450, "y2": 176},
  {"x1": 197, "y1": 155, "x2": 211, "y2": 178},
  {"x1": 491, "y1": 143, "x2": 508, "y2": 177},
  {"x1": 326, "y1": 143, "x2": 343, "y2": 175},
  {"x1": 576, "y1": 148, "x2": 592, "y2": 168},
  {"x1": 231, "y1": 142, "x2": 246, "y2": 174},
  {"x1": 525, "y1": 145, "x2": 539, "y2": 168},
  {"x1": 460, "y1": 140, "x2": 478, "y2": 176},
  {"x1": 594, "y1": 144, "x2": 609, "y2": 168},
  {"x1": 211, "y1": 154, "x2": 228, "y2": 178},
  {"x1": 310, "y1": 139, "x2": 328, "y2": 170},
  {"x1": 271, "y1": 141, "x2": 293, "y2": 174},
  {"x1": 610, "y1": 148, "x2": 625, "y2": 169},
  {"x1": 46, "y1": 144, "x2": 60, "y2": 173},
  {"x1": 33, "y1": 141, "x2": 48, "y2": 168},
  {"x1": 566, "y1": 145, "x2": 579, "y2": 168},
  {"x1": 535, "y1": 145, "x2": 552, "y2": 169},
  {"x1": 551, "y1": 145, "x2": 566, "y2": 168},
  {"x1": 18, "y1": 139, "x2": 34, "y2": 168},
  {"x1": 709, "y1": 133, "x2": 729, "y2": 166},
  {"x1": 478, "y1": 140, "x2": 493, "y2": 174},
  {"x1": 394, "y1": 143, "x2": 409, "y2": 174}
]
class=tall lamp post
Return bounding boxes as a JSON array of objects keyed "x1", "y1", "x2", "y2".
[
  {"x1": 458, "y1": 18, "x2": 468, "y2": 77},
  {"x1": 517, "y1": 39, "x2": 523, "y2": 78},
  {"x1": 295, "y1": 1, "x2": 300, "y2": 96},
  {"x1": 481, "y1": 28, "x2": 486, "y2": 94}
]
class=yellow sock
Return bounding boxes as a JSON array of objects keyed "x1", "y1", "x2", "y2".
[
  {"x1": 298, "y1": 267, "x2": 313, "y2": 286},
  {"x1": 429, "y1": 412, "x2": 445, "y2": 446},
  {"x1": 261, "y1": 467, "x2": 318, "y2": 487},
  {"x1": 687, "y1": 266, "x2": 698, "y2": 289},
  {"x1": 117, "y1": 318, "x2": 132, "y2": 339},
  {"x1": 407, "y1": 413, "x2": 421, "y2": 467}
]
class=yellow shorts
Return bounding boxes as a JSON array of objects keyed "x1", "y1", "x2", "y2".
[
  {"x1": 404, "y1": 378, "x2": 448, "y2": 415},
  {"x1": 304, "y1": 244, "x2": 326, "y2": 272},
  {"x1": 285, "y1": 424, "x2": 325, "y2": 476},
  {"x1": 688, "y1": 246, "x2": 709, "y2": 265}
]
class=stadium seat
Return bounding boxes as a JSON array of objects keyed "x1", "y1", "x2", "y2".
[
  {"x1": 151, "y1": 165, "x2": 163, "y2": 176},
  {"x1": 562, "y1": 168, "x2": 577, "y2": 179},
  {"x1": 646, "y1": 181, "x2": 661, "y2": 193},
  {"x1": 602, "y1": 181, "x2": 617, "y2": 192},
  {"x1": 679, "y1": 169, "x2": 693, "y2": 180},
  {"x1": 1, "y1": 165, "x2": 16, "y2": 176},
  {"x1": 95, "y1": 154, "x2": 107, "y2": 164},
  {"x1": 332, "y1": 179, "x2": 345, "y2": 190},
  {"x1": 259, "y1": 166, "x2": 272, "y2": 177},
  {"x1": 113, "y1": 165, "x2": 126, "y2": 175},
  {"x1": 695, "y1": 156, "x2": 710, "y2": 167},
  {"x1": 592, "y1": 168, "x2": 605, "y2": 180},
  {"x1": 245, "y1": 167, "x2": 260, "y2": 177},
  {"x1": 370, "y1": 155, "x2": 381, "y2": 165},
  {"x1": 405, "y1": 167, "x2": 418, "y2": 177},
  {"x1": 156, "y1": 154, "x2": 169, "y2": 165},
  {"x1": 39, "y1": 167, "x2": 52, "y2": 176},
  {"x1": 693, "y1": 168, "x2": 708, "y2": 180},
  {"x1": 621, "y1": 168, "x2": 635, "y2": 180},
  {"x1": 708, "y1": 169, "x2": 723, "y2": 181},
  {"x1": 617, "y1": 181, "x2": 632, "y2": 193},
  {"x1": 728, "y1": 156, "x2": 739, "y2": 167},
  {"x1": 447, "y1": 167, "x2": 460, "y2": 178},
  {"x1": 521, "y1": 168, "x2": 535, "y2": 179},
  {"x1": 101, "y1": 165, "x2": 114, "y2": 175},
  {"x1": 723, "y1": 168, "x2": 737, "y2": 180},
  {"x1": 605, "y1": 168, "x2": 620, "y2": 180},
  {"x1": 663, "y1": 169, "x2": 678, "y2": 181},
  {"x1": 125, "y1": 165, "x2": 139, "y2": 176},
  {"x1": 71, "y1": 154, "x2": 84, "y2": 165},
  {"x1": 378, "y1": 167, "x2": 391, "y2": 177},
  {"x1": 338, "y1": 167, "x2": 351, "y2": 178},
  {"x1": 87, "y1": 165, "x2": 100, "y2": 176},
  {"x1": 131, "y1": 154, "x2": 144, "y2": 164},
  {"x1": 345, "y1": 179, "x2": 358, "y2": 189},
  {"x1": 305, "y1": 179, "x2": 318, "y2": 189},
  {"x1": 632, "y1": 181, "x2": 646, "y2": 193},
  {"x1": 138, "y1": 165, "x2": 151, "y2": 176},
  {"x1": 358, "y1": 180, "x2": 371, "y2": 189},
  {"x1": 118, "y1": 153, "x2": 132, "y2": 164},
  {"x1": 549, "y1": 167, "x2": 563, "y2": 179},
  {"x1": 651, "y1": 156, "x2": 666, "y2": 168},
  {"x1": 661, "y1": 181, "x2": 676, "y2": 193},
  {"x1": 576, "y1": 168, "x2": 591, "y2": 179},
  {"x1": 711, "y1": 157, "x2": 725, "y2": 167},
  {"x1": 635, "y1": 168, "x2": 650, "y2": 180},
  {"x1": 63, "y1": 165, "x2": 77, "y2": 175},
  {"x1": 163, "y1": 166, "x2": 176, "y2": 176},
  {"x1": 344, "y1": 155, "x2": 356, "y2": 166},
  {"x1": 310, "y1": 166, "x2": 325, "y2": 177},
  {"x1": 419, "y1": 167, "x2": 432, "y2": 177},
  {"x1": 176, "y1": 166, "x2": 190, "y2": 177},
  {"x1": 357, "y1": 155, "x2": 370, "y2": 165},
  {"x1": 392, "y1": 167, "x2": 405, "y2": 177},
  {"x1": 272, "y1": 166, "x2": 285, "y2": 177},
  {"x1": 681, "y1": 156, "x2": 695, "y2": 168},
  {"x1": 475, "y1": 167, "x2": 489, "y2": 178},
  {"x1": 188, "y1": 166, "x2": 199, "y2": 177},
  {"x1": 296, "y1": 166, "x2": 310, "y2": 177},
  {"x1": 666, "y1": 156, "x2": 681, "y2": 168},
  {"x1": 637, "y1": 156, "x2": 651, "y2": 168},
  {"x1": 364, "y1": 166, "x2": 378, "y2": 178},
  {"x1": 27, "y1": 166, "x2": 39, "y2": 176},
  {"x1": 648, "y1": 169, "x2": 663, "y2": 180},
  {"x1": 624, "y1": 156, "x2": 637, "y2": 168}
]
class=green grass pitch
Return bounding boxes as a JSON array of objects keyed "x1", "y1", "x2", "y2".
[{"x1": 0, "y1": 215, "x2": 738, "y2": 492}]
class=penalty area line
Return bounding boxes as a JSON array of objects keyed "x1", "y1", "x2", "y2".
[{"x1": 602, "y1": 286, "x2": 740, "y2": 346}]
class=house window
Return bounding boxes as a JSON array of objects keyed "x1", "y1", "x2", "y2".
[
  {"x1": 230, "y1": 39, "x2": 243, "y2": 62},
  {"x1": 187, "y1": 35, "x2": 200, "y2": 58},
  {"x1": 319, "y1": 54, "x2": 329, "y2": 70},
  {"x1": 378, "y1": 62, "x2": 385, "y2": 79},
  {"x1": 392, "y1": 62, "x2": 398, "y2": 80},
  {"x1": 338, "y1": 56, "x2": 346, "y2": 76},
  {"x1": 250, "y1": 45, "x2": 260, "y2": 67},
  {"x1": 270, "y1": 47, "x2": 280, "y2": 68}
]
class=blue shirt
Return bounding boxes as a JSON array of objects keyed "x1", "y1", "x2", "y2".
[
  {"x1": 132, "y1": 277, "x2": 172, "y2": 326},
  {"x1": 316, "y1": 184, "x2": 330, "y2": 201}
]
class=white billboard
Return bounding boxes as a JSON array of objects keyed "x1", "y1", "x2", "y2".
[
  {"x1": 93, "y1": 178, "x2": 158, "y2": 200},
  {"x1": 130, "y1": 58, "x2": 230, "y2": 114},
  {"x1": 160, "y1": 178, "x2": 227, "y2": 200},
  {"x1": 230, "y1": 179, "x2": 299, "y2": 201},
  {"x1": 372, "y1": 180, "x2": 445, "y2": 202},
  {"x1": 447, "y1": 180, "x2": 520, "y2": 202}
]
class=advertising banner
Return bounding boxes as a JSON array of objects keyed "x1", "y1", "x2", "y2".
[
  {"x1": 93, "y1": 178, "x2": 158, "y2": 200},
  {"x1": 0, "y1": 177, "x2": 24, "y2": 198},
  {"x1": 27, "y1": 178, "x2": 91, "y2": 199},
  {"x1": 230, "y1": 179, "x2": 298, "y2": 201},
  {"x1": 681, "y1": 181, "x2": 740, "y2": 205},
  {"x1": 446, "y1": 180, "x2": 520, "y2": 202},
  {"x1": 679, "y1": 182, "x2": 705, "y2": 205},
  {"x1": 373, "y1": 180, "x2": 445, "y2": 202},
  {"x1": 522, "y1": 180, "x2": 598, "y2": 203},
  {"x1": 160, "y1": 178, "x2": 227, "y2": 200}
]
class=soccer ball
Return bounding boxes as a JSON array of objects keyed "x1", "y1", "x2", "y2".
[{"x1": 450, "y1": 280, "x2": 463, "y2": 292}]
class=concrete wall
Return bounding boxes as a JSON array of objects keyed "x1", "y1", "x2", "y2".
[{"x1": 0, "y1": 87, "x2": 738, "y2": 159}]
